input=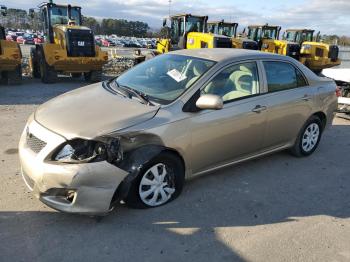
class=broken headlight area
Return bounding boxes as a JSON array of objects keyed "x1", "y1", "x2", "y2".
[{"x1": 51, "y1": 138, "x2": 123, "y2": 164}]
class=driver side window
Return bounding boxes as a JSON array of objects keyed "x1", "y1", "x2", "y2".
[{"x1": 202, "y1": 62, "x2": 260, "y2": 103}]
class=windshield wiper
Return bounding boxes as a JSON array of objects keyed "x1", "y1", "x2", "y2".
[
  {"x1": 107, "y1": 79, "x2": 154, "y2": 106},
  {"x1": 118, "y1": 83, "x2": 154, "y2": 106},
  {"x1": 105, "y1": 79, "x2": 128, "y2": 98}
]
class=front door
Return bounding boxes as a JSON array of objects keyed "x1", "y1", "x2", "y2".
[{"x1": 189, "y1": 61, "x2": 269, "y2": 174}]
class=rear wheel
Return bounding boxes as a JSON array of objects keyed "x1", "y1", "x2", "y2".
[
  {"x1": 290, "y1": 116, "x2": 322, "y2": 157},
  {"x1": 1, "y1": 65, "x2": 22, "y2": 85},
  {"x1": 84, "y1": 70, "x2": 102, "y2": 83},
  {"x1": 125, "y1": 152, "x2": 185, "y2": 209},
  {"x1": 38, "y1": 50, "x2": 57, "y2": 84}
]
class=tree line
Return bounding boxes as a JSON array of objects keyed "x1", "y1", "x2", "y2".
[{"x1": 0, "y1": 8, "x2": 151, "y2": 37}]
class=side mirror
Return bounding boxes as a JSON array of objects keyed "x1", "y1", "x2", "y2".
[
  {"x1": 196, "y1": 94, "x2": 223, "y2": 110},
  {"x1": 29, "y1": 8, "x2": 35, "y2": 18},
  {"x1": 163, "y1": 18, "x2": 167, "y2": 27}
]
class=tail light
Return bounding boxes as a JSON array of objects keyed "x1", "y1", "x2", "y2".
[{"x1": 336, "y1": 86, "x2": 342, "y2": 97}]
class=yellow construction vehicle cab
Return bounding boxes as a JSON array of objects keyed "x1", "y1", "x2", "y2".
[
  {"x1": 29, "y1": 1, "x2": 108, "y2": 83},
  {"x1": 208, "y1": 20, "x2": 258, "y2": 50},
  {"x1": 0, "y1": 5, "x2": 22, "y2": 84},
  {"x1": 156, "y1": 14, "x2": 232, "y2": 54},
  {"x1": 247, "y1": 24, "x2": 301, "y2": 60},
  {"x1": 207, "y1": 20, "x2": 237, "y2": 37},
  {"x1": 285, "y1": 29, "x2": 341, "y2": 72}
]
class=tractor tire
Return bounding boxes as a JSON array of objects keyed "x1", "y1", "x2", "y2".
[
  {"x1": 84, "y1": 70, "x2": 102, "y2": 83},
  {"x1": 71, "y1": 73, "x2": 82, "y2": 79},
  {"x1": 38, "y1": 49, "x2": 57, "y2": 84},
  {"x1": 30, "y1": 48, "x2": 40, "y2": 79},
  {"x1": 2, "y1": 65, "x2": 22, "y2": 85}
]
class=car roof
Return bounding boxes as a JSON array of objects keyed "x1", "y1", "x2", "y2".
[{"x1": 168, "y1": 48, "x2": 294, "y2": 63}]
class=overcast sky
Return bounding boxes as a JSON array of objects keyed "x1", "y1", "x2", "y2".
[{"x1": 5, "y1": 0, "x2": 350, "y2": 35}]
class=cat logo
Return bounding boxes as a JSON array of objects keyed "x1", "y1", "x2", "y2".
[{"x1": 78, "y1": 41, "x2": 85, "y2": 47}]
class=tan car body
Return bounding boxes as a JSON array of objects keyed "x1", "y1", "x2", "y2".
[{"x1": 19, "y1": 49, "x2": 337, "y2": 215}]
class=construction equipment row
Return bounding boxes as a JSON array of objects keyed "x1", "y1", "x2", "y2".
[
  {"x1": 0, "y1": 5, "x2": 342, "y2": 85},
  {"x1": 156, "y1": 14, "x2": 341, "y2": 73}
]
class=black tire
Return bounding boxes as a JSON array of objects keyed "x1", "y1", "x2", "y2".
[
  {"x1": 84, "y1": 70, "x2": 102, "y2": 83},
  {"x1": 71, "y1": 73, "x2": 82, "y2": 78},
  {"x1": 38, "y1": 49, "x2": 57, "y2": 84},
  {"x1": 125, "y1": 152, "x2": 185, "y2": 209},
  {"x1": 289, "y1": 116, "x2": 323, "y2": 157},
  {"x1": 30, "y1": 48, "x2": 40, "y2": 79},
  {"x1": 2, "y1": 65, "x2": 22, "y2": 85}
]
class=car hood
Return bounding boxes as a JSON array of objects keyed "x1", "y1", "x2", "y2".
[{"x1": 34, "y1": 83, "x2": 159, "y2": 140}]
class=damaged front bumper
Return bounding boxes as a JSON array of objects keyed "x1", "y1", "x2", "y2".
[{"x1": 19, "y1": 117, "x2": 128, "y2": 215}]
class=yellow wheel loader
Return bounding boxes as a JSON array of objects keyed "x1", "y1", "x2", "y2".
[
  {"x1": 29, "y1": 1, "x2": 108, "y2": 84},
  {"x1": 284, "y1": 29, "x2": 341, "y2": 72},
  {"x1": 207, "y1": 20, "x2": 258, "y2": 50},
  {"x1": 247, "y1": 24, "x2": 301, "y2": 60},
  {"x1": 156, "y1": 14, "x2": 232, "y2": 54},
  {"x1": 0, "y1": 5, "x2": 22, "y2": 85}
]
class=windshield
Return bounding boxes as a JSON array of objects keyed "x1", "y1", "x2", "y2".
[
  {"x1": 220, "y1": 25, "x2": 235, "y2": 37},
  {"x1": 286, "y1": 31, "x2": 296, "y2": 42},
  {"x1": 247, "y1": 28, "x2": 260, "y2": 41},
  {"x1": 261, "y1": 28, "x2": 277, "y2": 39},
  {"x1": 300, "y1": 31, "x2": 313, "y2": 42},
  {"x1": 116, "y1": 54, "x2": 216, "y2": 105},
  {"x1": 50, "y1": 6, "x2": 81, "y2": 25},
  {"x1": 249, "y1": 27, "x2": 277, "y2": 41},
  {"x1": 186, "y1": 16, "x2": 204, "y2": 33},
  {"x1": 286, "y1": 31, "x2": 313, "y2": 43}
]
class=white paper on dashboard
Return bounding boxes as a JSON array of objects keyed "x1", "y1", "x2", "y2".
[{"x1": 167, "y1": 69, "x2": 187, "y2": 82}]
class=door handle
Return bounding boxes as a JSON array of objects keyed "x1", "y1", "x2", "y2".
[
  {"x1": 252, "y1": 105, "x2": 267, "y2": 113},
  {"x1": 301, "y1": 94, "x2": 311, "y2": 101}
]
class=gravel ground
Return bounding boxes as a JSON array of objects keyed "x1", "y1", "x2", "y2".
[{"x1": 0, "y1": 78, "x2": 349, "y2": 262}]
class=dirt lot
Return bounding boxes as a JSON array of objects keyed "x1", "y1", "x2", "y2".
[{"x1": 0, "y1": 78, "x2": 349, "y2": 262}]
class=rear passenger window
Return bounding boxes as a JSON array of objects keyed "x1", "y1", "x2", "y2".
[{"x1": 263, "y1": 61, "x2": 307, "y2": 92}]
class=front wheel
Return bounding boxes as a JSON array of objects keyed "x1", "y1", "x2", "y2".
[
  {"x1": 125, "y1": 152, "x2": 185, "y2": 209},
  {"x1": 290, "y1": 116, "x2": 323, "y2": 157}
]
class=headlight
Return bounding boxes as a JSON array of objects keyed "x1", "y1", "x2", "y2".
[
  {"x1": 52, "y1": 138, "x2": 123, "y2": 164},
  {"x1": 302, "y1": 44, "x2": 312, "y2": 50}
]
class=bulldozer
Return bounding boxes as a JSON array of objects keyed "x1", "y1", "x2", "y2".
[
  {"x1": 156, "y1": 14, "x2": 232, "y2": 54},
  {"x1": 207, "y1": 20, "x2": 258, "y2": 50},
  {"x1": 247, "y1": 24, "x2": 301, "y2": 60},
  {"x1": 284, "y1": 29, "x2": 341, "y2": 72},
  {"x1": 0, "y1": 5, "x2": 22, "y2": 85},
  {"x1": 29, "y1": 1, "x2": 108, "y2": 83}
]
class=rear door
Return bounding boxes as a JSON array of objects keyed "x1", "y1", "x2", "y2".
[{"x1": 260, "y1": 60, "x2": 315, "y2": 149}]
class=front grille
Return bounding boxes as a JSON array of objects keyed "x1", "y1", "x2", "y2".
[
  {"x1": 315, "y1": 47, "x2": 324, "y2": 57},
  {"x1": 328, "y1": 45, "x2": 339, "y2": 62},
  {"x1": 286, "y1": 44, "x2": 301, "y2": 60},
  {"x1": 66, "y1": 29, "x2": 95, "y2": 57},
  {"x1": 214, "y1": 37, "x2": 232, "y2": 48},
  {"x1": 242, "y1": 41, "x2": 259, "y2": 50},
  {"x1": 26, "y1": 133, "x2": 47, "y2": 153}
]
